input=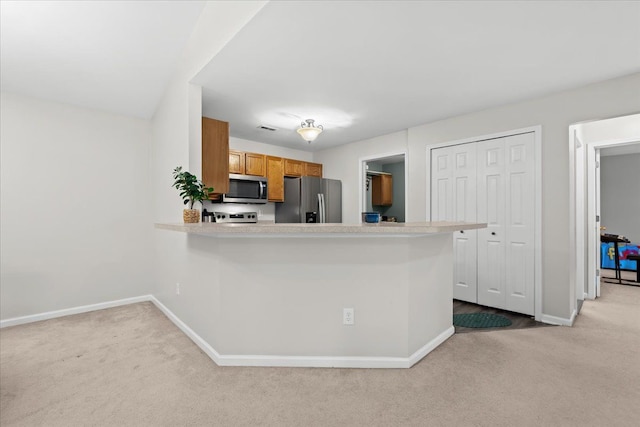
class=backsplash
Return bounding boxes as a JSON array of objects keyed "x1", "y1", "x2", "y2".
[{"x1": 202, "y1": 200, "x2": 276, "y2": 222}]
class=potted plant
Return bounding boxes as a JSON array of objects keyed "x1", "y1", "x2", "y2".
[{"x1": 172, "y1": 166, "x2": 214, "y2": 223}]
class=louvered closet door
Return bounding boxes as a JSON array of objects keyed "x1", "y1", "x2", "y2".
[
  {"x1": 431, "y1": 144, "x2": 477, "y2": 303},
  {"x1": 477, "y1": 138, "x2": 507, "y2": 309}
]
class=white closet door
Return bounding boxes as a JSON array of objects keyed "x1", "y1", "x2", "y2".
[
  {"x1": 452, "y1": 144, "x2": 477, "y2": 303},
  {"x1": 477, "y1": 138, "x2": 507, "y2": 309},
  {"x1": 430, "y1": 147, "x2": 454, "y2": 222},
  {"x1": 432, "y1": 144, "x2": 478, "y2": 303},
  {"x1": 504, "y1": 133, "x2": 535, "y2": 315}
]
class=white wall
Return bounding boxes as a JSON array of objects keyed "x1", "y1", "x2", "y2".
[
  {"x1": 600, "y1": 154, "x2": 640, "y2": 243},
  {"x1": 0, "y1": 92, "x2": 153, "y2": 319},
  {"x1": 151, "y1": 1, "x2": 267, "y2": 351},
  {"x1": 315, "y1": 72, "x2": 640, "y2": 320},
  {"x1": 230, "y1": 136, "x2": 313, "y2": 161},
  {"x1": 314, "y1": 130, "x2": 408, "y2": 224}
]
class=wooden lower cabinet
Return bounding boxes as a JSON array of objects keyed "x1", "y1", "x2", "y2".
[
  {"x1": 304, "y1": 162, "x2": 323, "y2": 177},
  {"x1": 266, "y1": 156, "x2": 284, "y2": 202},
  {"x1": 202, "y1": 117, "x2": 230, "y2": 195},
  {"x1": 372, "y1": 174, "x2": 393, "y2": 206}
]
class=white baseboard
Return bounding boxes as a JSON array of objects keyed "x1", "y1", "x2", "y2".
[
  {"x1": 0, "y1": 295, "x2": 153, "y2": 328},
  {"x1": 151, "y1": 296, "x2": 454, "y2": 369},
  {"x1": 2, "y1": 295, "x2": 455, "y2": 369},
  {"x1": 147, "y1": 296, "x2": 224, "y2": 366},
  {"x1": 540, "y1": 310, "x2": 577, "y2": 326},
  {"x1": 407, "y1": 326, "x2": 455, "y2": 367}
]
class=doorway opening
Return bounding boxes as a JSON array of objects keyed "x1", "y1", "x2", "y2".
[
  {"x1": 359, "y1": 152, "x2": 407, "y2": 223},
  {"x1": 569, "y1": 113, "x2": 640, "y2": 315}
]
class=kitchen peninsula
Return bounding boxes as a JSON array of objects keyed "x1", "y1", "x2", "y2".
[{"x1": 156, "y1": 221, "x2": 485, "y2": 368}]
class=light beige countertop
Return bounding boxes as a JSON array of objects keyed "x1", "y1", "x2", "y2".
[{"x1": 155, "y1": 221, "x2": 486, "y2": 237}]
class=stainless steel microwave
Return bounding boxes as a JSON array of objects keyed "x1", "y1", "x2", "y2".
[{"x1": 222, "y1": 174, "x2": 268, "y2": 204}]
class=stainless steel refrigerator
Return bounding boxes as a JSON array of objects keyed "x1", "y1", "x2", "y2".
[{"x1": 275, "y1": 177, "x2": 342, "y2": 223}]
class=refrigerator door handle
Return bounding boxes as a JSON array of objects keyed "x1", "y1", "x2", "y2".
[{"x1": 318, "y1": 193, "x2": 325, "y2": 223}]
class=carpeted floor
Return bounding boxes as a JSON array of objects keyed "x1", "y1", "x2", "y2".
[{"x1": 2, "y1": 282, "x2": 639, "y2": 426}]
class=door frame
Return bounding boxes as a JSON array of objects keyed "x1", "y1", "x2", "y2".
[
  {"x1": 359, "y1": 150, "x2": 408, "y2": 222},
  {"x1": 425, "y1": 125, "x2": 542, "y2": 322},
  {"x1": 570, "y1": 125, "x2": 640, "y2": 302}
]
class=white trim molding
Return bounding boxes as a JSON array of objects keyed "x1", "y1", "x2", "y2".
[
  {"x1": 0, "y1": 295, "x2": 153, "y2": 328},
  {"x1": 2, "y1": 295, "x2": 455, "y2": 369},
  {"x1": 214, "y1": 326, "x2": 455, "y2": 369},
  {"x1": 540, "y1": 310, "x2": 577, "y2": 327},
  {"x1": 358, "y1": 150, "x2": 408, "y2": 222},
  {"x1": 152, "y1": 296, "x2": 454, "y2": 369}
]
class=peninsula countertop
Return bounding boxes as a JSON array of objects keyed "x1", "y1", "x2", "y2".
[{"x1": 154, "y1": 221, "x2": 486, "y2": 237}]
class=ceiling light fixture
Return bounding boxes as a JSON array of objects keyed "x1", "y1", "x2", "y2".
[{"x1": 297, "y1": 119, "x2": 323, "y2": 143}]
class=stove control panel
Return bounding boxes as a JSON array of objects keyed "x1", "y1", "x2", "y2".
[{"x1": 214, "y1": 212, "x2": 258, "y2": 223}]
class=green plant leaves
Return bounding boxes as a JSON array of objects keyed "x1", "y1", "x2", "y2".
[{"x1": 172, "y1": 165, "x2": 212, "y2": 209}]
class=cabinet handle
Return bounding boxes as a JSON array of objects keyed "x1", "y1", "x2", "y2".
[
  {"x1": 460, "y1": 230, "x2": 464, "y2": 234},
  {"x1": 491, "y1": 232, "x2": 496, "y2": 236}
]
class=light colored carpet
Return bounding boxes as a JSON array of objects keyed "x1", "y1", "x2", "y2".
[{"x1": 2, "y1": 283, "x2": 639, "y2": 426}]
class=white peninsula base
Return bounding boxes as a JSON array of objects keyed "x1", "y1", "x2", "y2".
[{"x1": 155, "y1": 222, "x2": 484, "y2": 368}]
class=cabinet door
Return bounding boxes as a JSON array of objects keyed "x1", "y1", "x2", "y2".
[
  {"x1": 229, "y1": 150, "x2": 244, "y2": 175},
  {"x1": 372, "y1": 175, "x2": 392, "y2": 206},
  {"x1": 266, "y1": 156, "x2": 284, "y2": 202},
  {"x1": 245, "y1": 152, "x2": 266, "y2": 176},
  {"x1": 202, "y1": 117, "x2": 229, "y2": 195},
  {"x1": 304, "y1": 162, "x2": 323, "y2": 177},
  {"x1": 284, "y1": 158, "x2": 304, "y2": 177}
]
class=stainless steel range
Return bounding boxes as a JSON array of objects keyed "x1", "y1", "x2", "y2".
[{"x1": 213, "y1": 211, "x2": 258, "y2": 223}]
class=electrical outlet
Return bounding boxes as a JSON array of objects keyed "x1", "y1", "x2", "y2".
[
  {"x1": 176, "y1": 283, "x2": 180, "y2": 295},
  {"x1": 343, "y1": 308, "x2": 354, "y2": 325}
]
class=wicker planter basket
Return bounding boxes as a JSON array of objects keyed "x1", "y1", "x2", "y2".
[{"x1": 183, "y1": 209, "x2": 200, "y2": 223}]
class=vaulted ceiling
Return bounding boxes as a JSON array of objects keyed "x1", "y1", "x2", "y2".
[{"x1": 2, "y1": 1, "x2": 639, "y2": 152}]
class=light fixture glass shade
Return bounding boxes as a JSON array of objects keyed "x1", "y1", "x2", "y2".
[{"x1": 297, "y1": 119, "x2": 323, "y2": 143}]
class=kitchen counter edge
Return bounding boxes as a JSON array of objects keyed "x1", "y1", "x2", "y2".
[{"x1": 154, "y1": 221, "x2": 487, "y2": 237}]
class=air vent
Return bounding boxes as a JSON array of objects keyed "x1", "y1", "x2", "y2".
[{"x1": 257, "y1": 125, "x2": 277, "y2": 132}]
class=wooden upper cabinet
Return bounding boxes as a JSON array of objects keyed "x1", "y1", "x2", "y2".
[
  {"x1": 245, "y1": 152, "x2": 266, "y2": 176},
  {"x1": 284, "y1": 158, "x2": 304, "y2": 177},
  {"x1": 228, "y1": 150, "x2": 244, "y2": 175},
  {"x1": 304, "y1": 162, "x2": 323, "y2": 177},
  {"x1": 228, "y1": 150, "x2": 266, "y2": 177},
  {"x1": 372, "y1": 174, "x2": 393, "y2": 206},
  {"x1": 202, "y1": 117, "x2": 229, "y2": 195},
  {"x1": 266, "y1": 156, "x2": 284, "y2": 202}
]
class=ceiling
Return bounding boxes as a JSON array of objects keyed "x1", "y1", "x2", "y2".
[
  {"x1": 195, "y1": 1, "x2": 640, "y2": 151},
  {"x1": 1, "y1": 1, "x2": 639, "y2": 153},
  {"x1": 0, "y1": 1, "x2": 205, "y2": 118}
]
